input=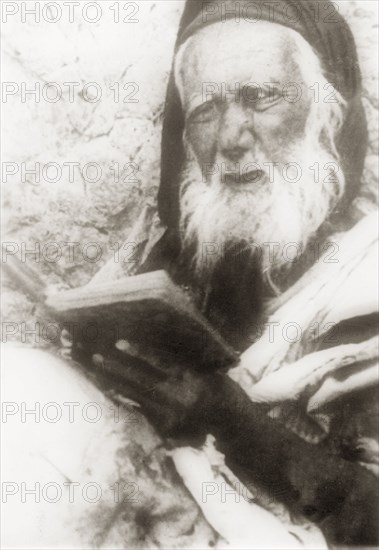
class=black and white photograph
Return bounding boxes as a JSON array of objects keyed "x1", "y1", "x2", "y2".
[{"x1": 1, "y1": 0, "x2": 378, "y2": 548}]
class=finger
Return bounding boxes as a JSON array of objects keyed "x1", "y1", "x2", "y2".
[
  {"x1": 115, "y1": 338, "x2": 183, "y2": 376},
  {"x1": 92, "y1": 350, "x2": 166, "y2": 392},
  {"x1": 307, "y1": 362, "x2": 379, "y2": 413}
]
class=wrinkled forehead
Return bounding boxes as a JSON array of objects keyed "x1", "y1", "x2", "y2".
[{"x1": 175, "y1": 20, "x2": 305, "y2": 99}]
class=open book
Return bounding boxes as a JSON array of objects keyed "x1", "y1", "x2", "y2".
[{"x1": 47, "y1": 270, "x2": 238, "y2": 371}]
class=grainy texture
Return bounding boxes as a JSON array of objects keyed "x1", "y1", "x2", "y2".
[
  {"x1": 1, "y1": 2, "x2": 378, "y2": 547},
  {"x1": 2, "y1": 2, "x2": 182, "y2": 292},
  {"x1": 2, "y1": 1, "x2": 377, "y2": 311}
]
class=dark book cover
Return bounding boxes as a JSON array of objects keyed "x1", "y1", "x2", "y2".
[{"x1": 47, "y1": 270, "x2": 238, "y2": 371}]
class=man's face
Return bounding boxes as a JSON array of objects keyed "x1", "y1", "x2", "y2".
[
  {"x1": 177, "y1": 21, "x2": 312, "y2": 184},
  {"x1": 175, "y1": 21, "x2": 344, "y2": 284}
]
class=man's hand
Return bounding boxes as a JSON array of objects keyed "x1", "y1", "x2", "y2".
[{"x1": 85, "y1": 340, "x2": 221, "y2": 442}]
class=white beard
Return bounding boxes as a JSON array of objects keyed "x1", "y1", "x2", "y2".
[{"x1": 179, "y1": 133, "x2": 344, "y2": 289}]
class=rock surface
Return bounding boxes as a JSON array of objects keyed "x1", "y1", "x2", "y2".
[{"x1": 1, "y1": 2, "x2": 378, "y2": 547}]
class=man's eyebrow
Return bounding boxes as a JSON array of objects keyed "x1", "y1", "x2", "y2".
[
  {"x1": 242, "y1": 78, "x2": 281, "y2": 88},
  {"x1": 186, "y1": 92, "x2": 216, "y2": 114}
]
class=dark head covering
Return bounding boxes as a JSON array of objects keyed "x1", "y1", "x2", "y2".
[{"x1": 158, "y1": 0, "x2": 367, "y2": 231}]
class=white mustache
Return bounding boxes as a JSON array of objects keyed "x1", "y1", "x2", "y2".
[{"x1": 220, "y1": 168, "x2": 265, "y2": 185}]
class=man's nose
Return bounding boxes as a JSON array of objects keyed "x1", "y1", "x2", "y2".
[{"x1": 218, "y1": 104, "x2": 254, "y2": 162}]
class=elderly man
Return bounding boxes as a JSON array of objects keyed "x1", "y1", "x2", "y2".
[
  {"x1": 3, "y1": 0, "x2": 378, "y2": 548},
  {"x1": 92, "y1": 1, "x2": 368, "y2": 336}
]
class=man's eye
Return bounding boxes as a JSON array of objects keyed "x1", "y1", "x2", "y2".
[
  {"x1": 242, "y1": 86, "x2": 282, "y2": 112},
  {"x1": 254, "y1": 89, "x2": 282, "y2": 112},
  {"x1": 188, "y1": 102, "x2": 218, "y2": 123}
]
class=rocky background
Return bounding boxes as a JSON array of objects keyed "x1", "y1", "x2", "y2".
[
  {"x1": 2, "y1": 1, "x2": 182, "y2": 337},
  {"x1": 1, "y1": 2, "x2": 378, "y2": 548},
  {"x1": 2, "y1": 0, "x2": 378, "y2": 330}
]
